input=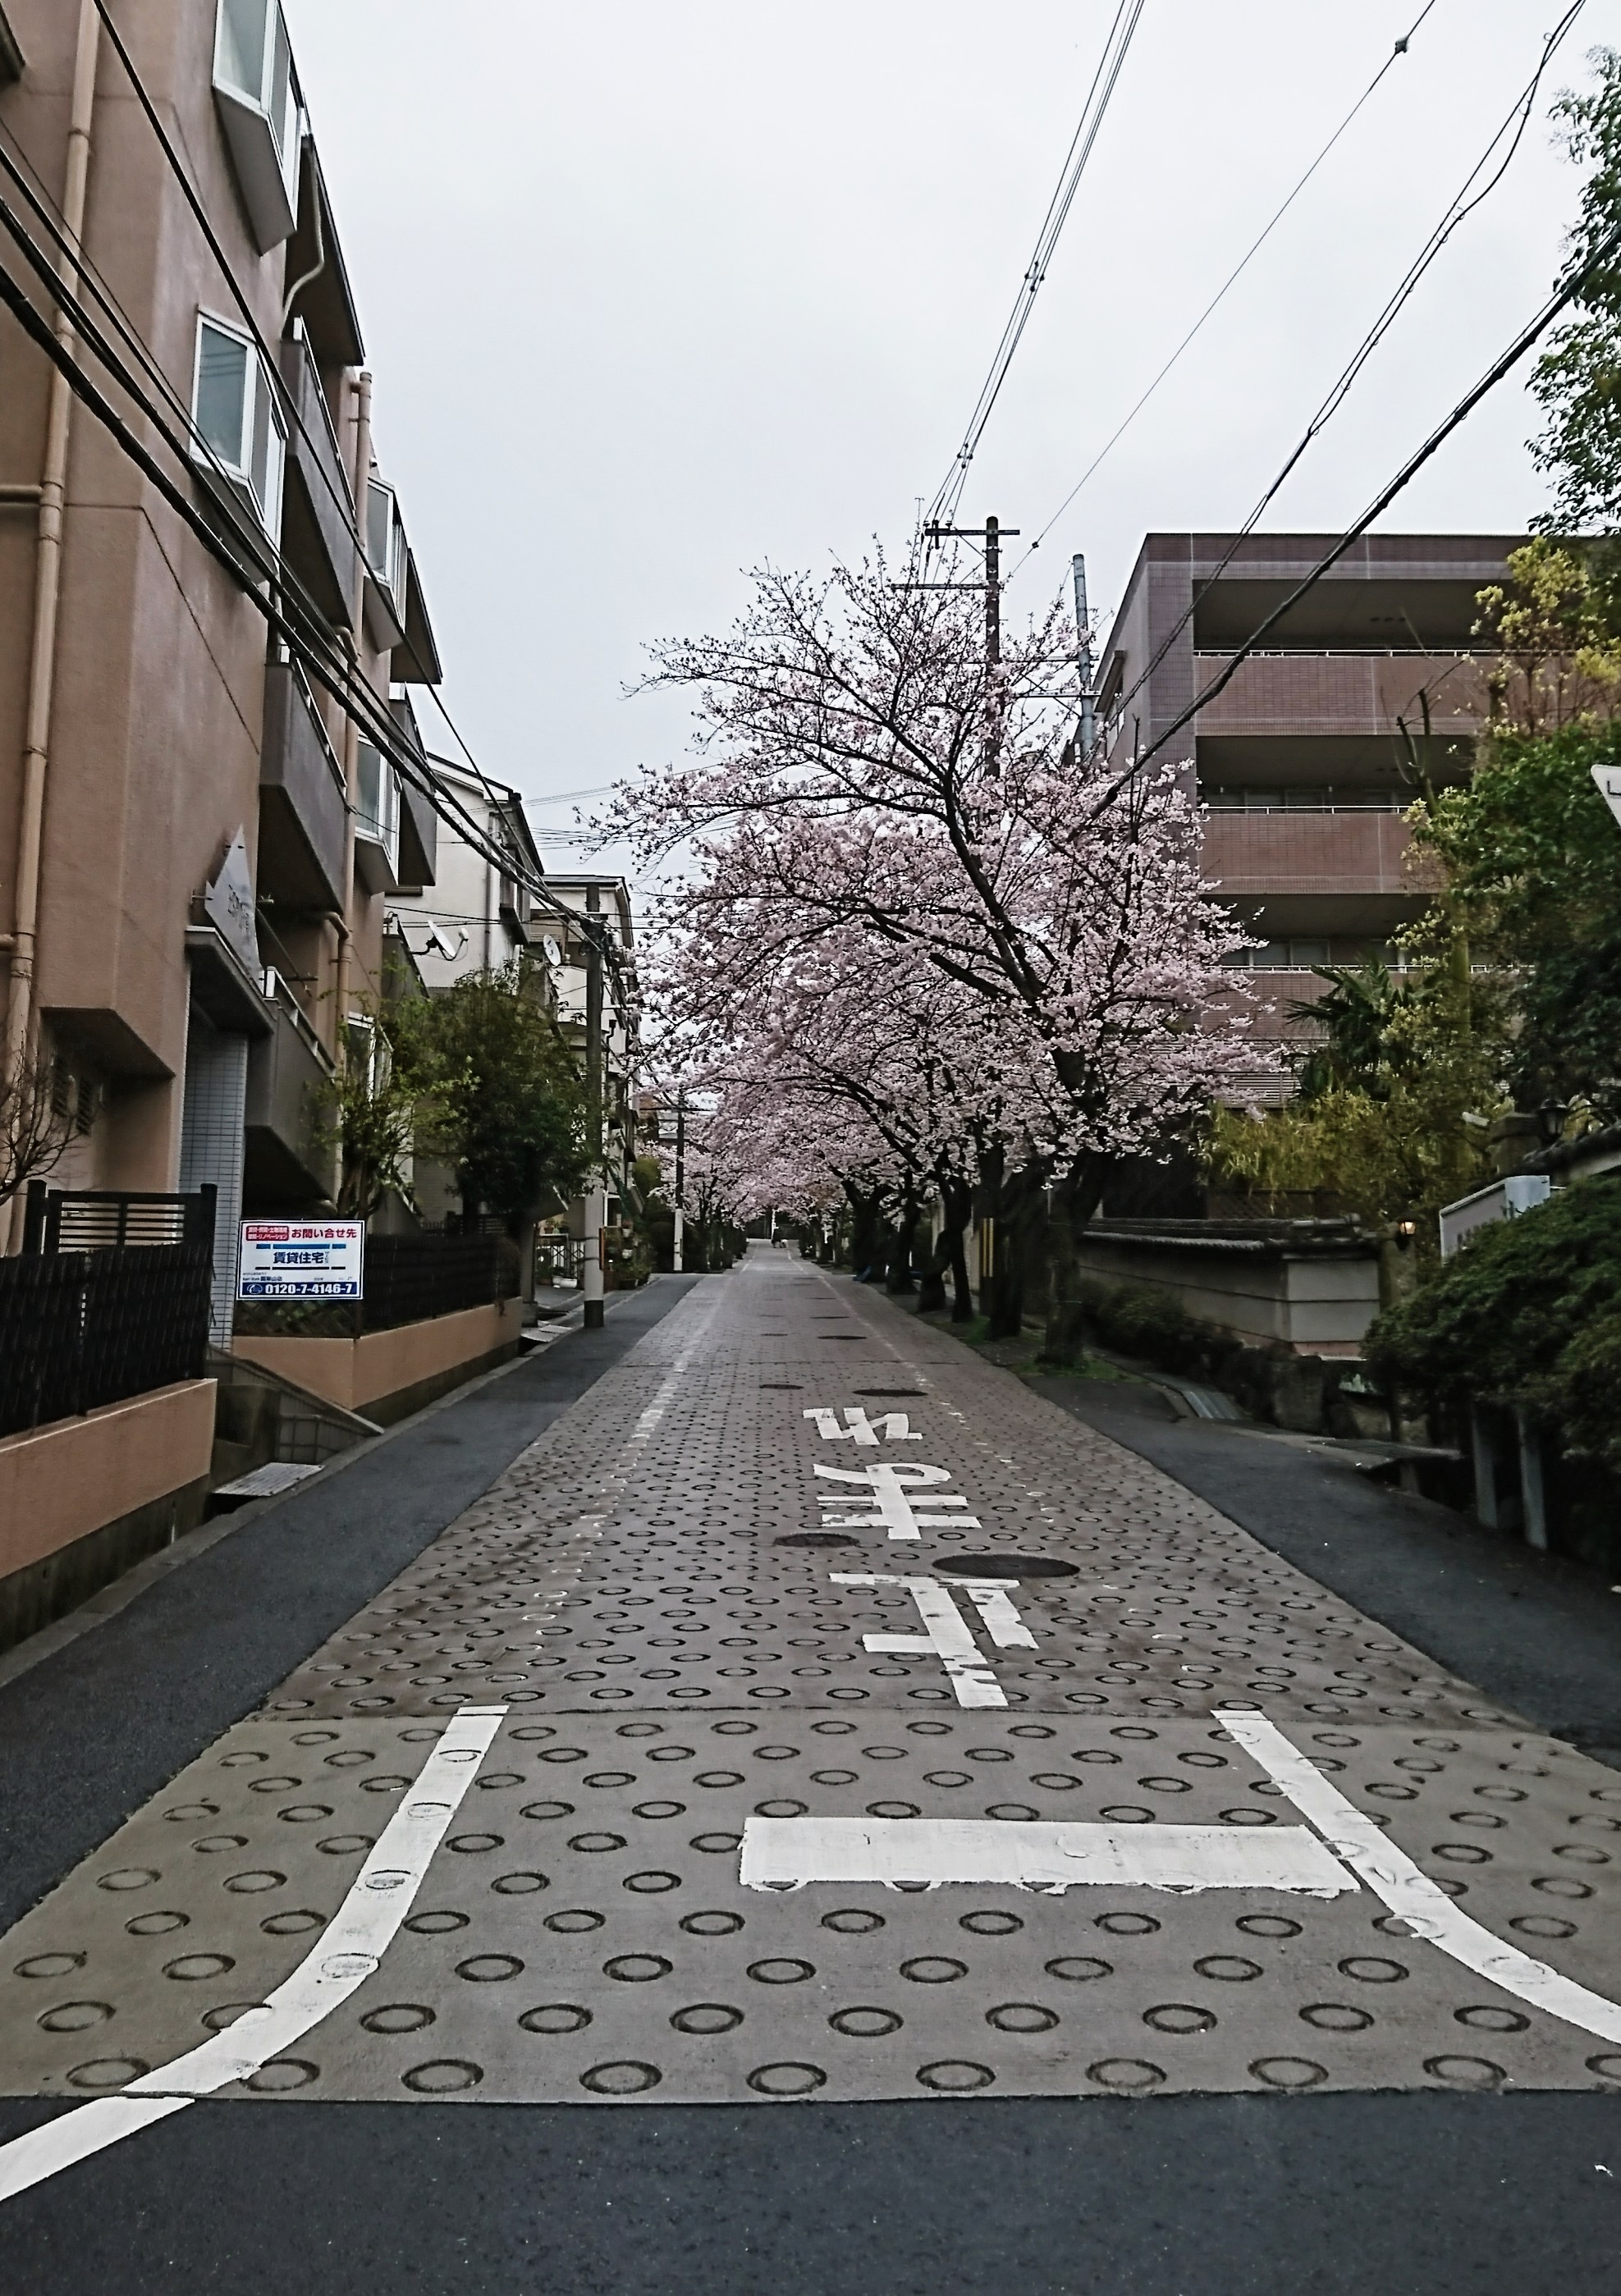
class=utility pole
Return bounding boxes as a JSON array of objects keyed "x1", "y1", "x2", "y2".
[
  {"x1": 918, "y1": 518, "x2": 1019, "y2": 670},
  {"x1": 1072, "y1": 551, "x2": 1095, "y2": 757},
  {"x1": 672, "y1": 1090, "x2": 685, "y2": 1274},
  {"x1": 581, "y1": 891, "x2": 606, "y2": 1330}
]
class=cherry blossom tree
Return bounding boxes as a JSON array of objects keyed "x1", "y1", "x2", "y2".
[{"x1": 616, "y1": 543, "x2": 1276, "y2": 1342}]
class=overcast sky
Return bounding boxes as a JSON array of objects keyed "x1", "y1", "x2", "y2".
[{"x1": 285, "y1": 0, "x2": 1620, "y2": 866}]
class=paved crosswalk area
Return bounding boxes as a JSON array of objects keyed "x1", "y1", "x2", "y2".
[{"x1": 5, "y1": 1248, "x2": 1621, "y2": 2162}]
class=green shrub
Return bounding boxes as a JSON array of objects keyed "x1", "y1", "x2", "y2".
[
  {"x1": 1366, "y1": 1173, "x2": 1621, "y2": 1470},
  {"x1": 1073, "y1": 1278, "x2": 1205, "y2": 1374}
]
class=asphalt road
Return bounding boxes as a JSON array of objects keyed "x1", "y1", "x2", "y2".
[{"x1": 1, "y1": 1258, "x2": 1619, "y2": 2294}]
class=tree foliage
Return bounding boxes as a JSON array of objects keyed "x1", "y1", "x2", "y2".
[
  {"x1": 392, "y1": 963, "x2": 589, "y2": 1227},
  {"x1": 1202, "y1": 957, "x2": 1495, "y2": 1234},
  {"x1": 1408, "y1": 715, "x2": 1621, "y2": 1114},
  {"x1": 1530, "y1": 48, "x2": 1621, "y2": 542},
  {"x1": 1366, "y1": 1176, "x2": 1621, "y2": 1471}
]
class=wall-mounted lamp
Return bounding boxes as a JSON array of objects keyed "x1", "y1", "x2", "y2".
[
  {"x1": 1536, "y1": 1098, "x2": 1569, "y2": 1147},
  {"x1": 1394, "y1": 1219, "x2": 1417, "y2": 1250}
]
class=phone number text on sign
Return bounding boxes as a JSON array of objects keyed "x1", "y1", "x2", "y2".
[{"x1": 238, "y1": 1219, "x2": 365, "y2": 1300}]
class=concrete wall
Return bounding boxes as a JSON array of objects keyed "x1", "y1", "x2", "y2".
[
  {"x1": 1076, "y1": 1234, "x2": 1379, "y2": 1355},
  {"x1": 232, "y1": 1299, "x2": 524, "y2": 1420},
  {"x1": 0, "y1": 1377, "x2": 217, "y2": 1584}
]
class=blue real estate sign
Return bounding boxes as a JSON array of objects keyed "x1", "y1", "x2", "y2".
[{"x1": 238, "y1": 1219, "x2": 365, "y2": 1301}]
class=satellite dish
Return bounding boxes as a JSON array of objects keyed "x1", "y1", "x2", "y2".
[{"x1": 542, "y1": 934, "x2": 563, "y2": 965}]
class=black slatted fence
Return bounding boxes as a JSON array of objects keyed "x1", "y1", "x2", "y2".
[
  {"x1": 0, "y1": 1243, "x2": 213, "y2": 1439},
  {"x1": 359, "y1": 1233, "x2": 520, "y2": 1332}
]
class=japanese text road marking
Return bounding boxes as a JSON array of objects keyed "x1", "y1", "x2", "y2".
[
  {"x1": 804, "y1": 1406, "x2": 921, "y2": 1445},
  {"x1": 831, "y1": 1571, "x2": 1022, "y2": 1705},
  {"x1": 815, "y1": 1461, "x2": 982, "y2": 1539}
]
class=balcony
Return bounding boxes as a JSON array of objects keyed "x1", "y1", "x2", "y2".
[
  {"x1": 1191, "y1": 652, "x2": 1489, "y2": 741},
  {"x1": 1202, "y1": 807, "x2": 1431, "y2": 899},
  {"x1": 390, "y1": 697, "x2": 437, "y2": 888},
  {"x1": 277, "y1": 331, "x2": 358, "y2": 623},
  {"x1": 244, "y1": 970, "x2": 337, "y2": 1207},
  {"x1": 259, "y1": 656, "x2": 347, "y2": 912}
]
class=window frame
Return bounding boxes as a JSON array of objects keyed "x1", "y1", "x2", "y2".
[
  {"x1": 189, "y1": 309, "x2": 286, "y2": 537},
  {"x1": 213, "y1": 0, "x2": 302, "y2": 206}
]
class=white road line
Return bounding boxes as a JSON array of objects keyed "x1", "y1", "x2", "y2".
[
  {"x1": 0, "y1": 1703, "x2": 511, "y2": 2207},
  {"x1": 740, "y1": 1814, "x2": 1357, "y2": 1895},
  {"x1": 1226, "y1": 1708, "x2": 1621, "y2": 2047}
]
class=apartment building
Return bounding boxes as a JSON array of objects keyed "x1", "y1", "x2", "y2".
[
  {"x1": 389, "y1": 762, "x2": 545, "y2": 989},
  {"x1": 1096, "y1": 532, "x2": 1512, "y2": 1050},
  {"x1": 0, "y1": 0, "x2": 442, "y2": 1329}
]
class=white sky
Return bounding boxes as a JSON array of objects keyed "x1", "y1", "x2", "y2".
[{"x1": 284, "y1": 0, "x2": 1621, "y2": 862}]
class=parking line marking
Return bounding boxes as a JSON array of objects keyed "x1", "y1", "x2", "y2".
[
  {"x1": 739, "y1": 1814, "x2": 1358, "y2": 1895},
  {"x1": 1226, "y1": 1708, "x2": 1621, "y2": 2047},
  {"x1": 0, "y1": 1703, "x2": 511, "y2": 2206}
]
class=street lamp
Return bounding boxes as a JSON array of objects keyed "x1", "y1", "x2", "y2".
[{"x1": 1536, "y1": 1099, "x2": 1569, "y2": 1148}]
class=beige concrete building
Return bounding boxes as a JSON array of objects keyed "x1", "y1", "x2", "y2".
[
  {"x1": 1096, "y1": 533, "x2": 1510, "y2": 1054},
  {"x1": 0, "y1": 0, "x2": 442, "y2": 1329}
]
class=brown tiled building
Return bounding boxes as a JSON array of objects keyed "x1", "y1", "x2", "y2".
[
  {"x1": 1097, "y1": 533, "x2": 1513, "y2": 1051},
  {"x1": 0, "y1": 0, "x2": 441, "y2": 1327}
]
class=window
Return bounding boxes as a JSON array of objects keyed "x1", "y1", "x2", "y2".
[
  {"x1": 215, "y1": 0, "x2": 299, "y2": 180},
  {"x1": 355, "y1": 742, "x2": 399, "y2": 853},
  {"x1": 190, "y1": 315, "x2": 285, "y2": 534},
  {"x1": 213, "y1": 0, "x2": 301, "y2": 251},
  {"x1": 366, "y1": 478, "x2": 406, "y2": 612}
]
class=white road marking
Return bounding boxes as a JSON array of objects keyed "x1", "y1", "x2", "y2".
[
  {"x1": 831, "y1": 1571, "x2": 1008, "y2": 1706},
  {"x1": 740, "y1": 1814, "x2": 1357, "y2": 1895},
  {"x1": 1226, "y1": 1708, "x2": 1621, "y2": 2048},
  {"x1": 803, "y1": 1407, "x2": 921, "y2": 1445},
  {"x1": 0, "y1": 1704, "x2": 511, "y2": 2206},
  {"x1": 813, "y1": 1461, "x2": 980, "y2": 1539},
  {"x1": 957, "y1": 1581, "x2": 1037, "y2": 1650}
]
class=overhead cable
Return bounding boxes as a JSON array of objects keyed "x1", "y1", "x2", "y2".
[
  {"x1": 1006, "y1": 0, "x2": 1444, "y2": 583},
  {"x1": 924, "y1": 0, "x2": 1147, "y2": 533},
  {"x1": 1083, "y1": 0, "x2": 1587, "y2": 757},
  {"x1": 1092, "y1": 211, "x2": 1621, "y2": 810}
]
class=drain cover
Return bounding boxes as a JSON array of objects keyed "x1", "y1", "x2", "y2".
[
  {"x1": 855, "y1": 1388, "x2": 927, "y2": 1399},
  {"x1": 934, "y1": 1553, "x2": 1079, "y2": 1579},
  {"x1": 776, "y1": 1532, "x2": 862, "y2": 1549},
  {"x1": 759, "y1": 1383, "x2": 803, "y2": 1390}
]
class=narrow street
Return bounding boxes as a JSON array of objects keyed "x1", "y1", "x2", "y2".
[{"x1": 2, "y1": 1246, "x2": 1619, "y2": 2289}]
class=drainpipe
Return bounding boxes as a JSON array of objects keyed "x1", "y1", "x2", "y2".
[
  {"x1": 335, "y1": 370, "x2": 373, "y2": 1038},
  {"x1": 5, "y1": 0, "x2": 100, "y2": 1251}
]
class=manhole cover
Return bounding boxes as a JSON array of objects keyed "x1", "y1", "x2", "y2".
[
  {"x1": 855, "y1": 1389, "x2": 927, "y2": 1399},
  {"x1": 935, "y1": 1554, "x2": 1079, "y2": 1579},
  {"x1": 759, "y1": 1383, "x2": 803, "y2": 1391},
  {"x1": 776, "y1": 1532, "x2": 861, "y2": 1549}
]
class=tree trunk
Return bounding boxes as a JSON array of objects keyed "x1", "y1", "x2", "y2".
[
  {"x1": 987, "y1": 1164, "x2": 1043, "y2": 1340},
  {"x1": 1043, "y1": 1155, "x2": 1107, "y2": 1361},
  {"x1": 886, "y1": 1193, "x2": 921, "y2": 1295},
  {"x1": 918, "y1": 1175, "x2": 973, "y2": 1317}
]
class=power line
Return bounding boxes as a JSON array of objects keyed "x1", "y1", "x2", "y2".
[
  {"x1": 1083, "y1": 0, "x2": 1587, "y2": 761},
  {"x1": 1006, "y1": 0, "x2": 1444, "y2": 584},
  {"x1": 925, "y1": 0, "x2": 1147, "y2": 533},
  {"x1": 1092, "y1": 213, "x2": 1621, "y2": 809}
]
